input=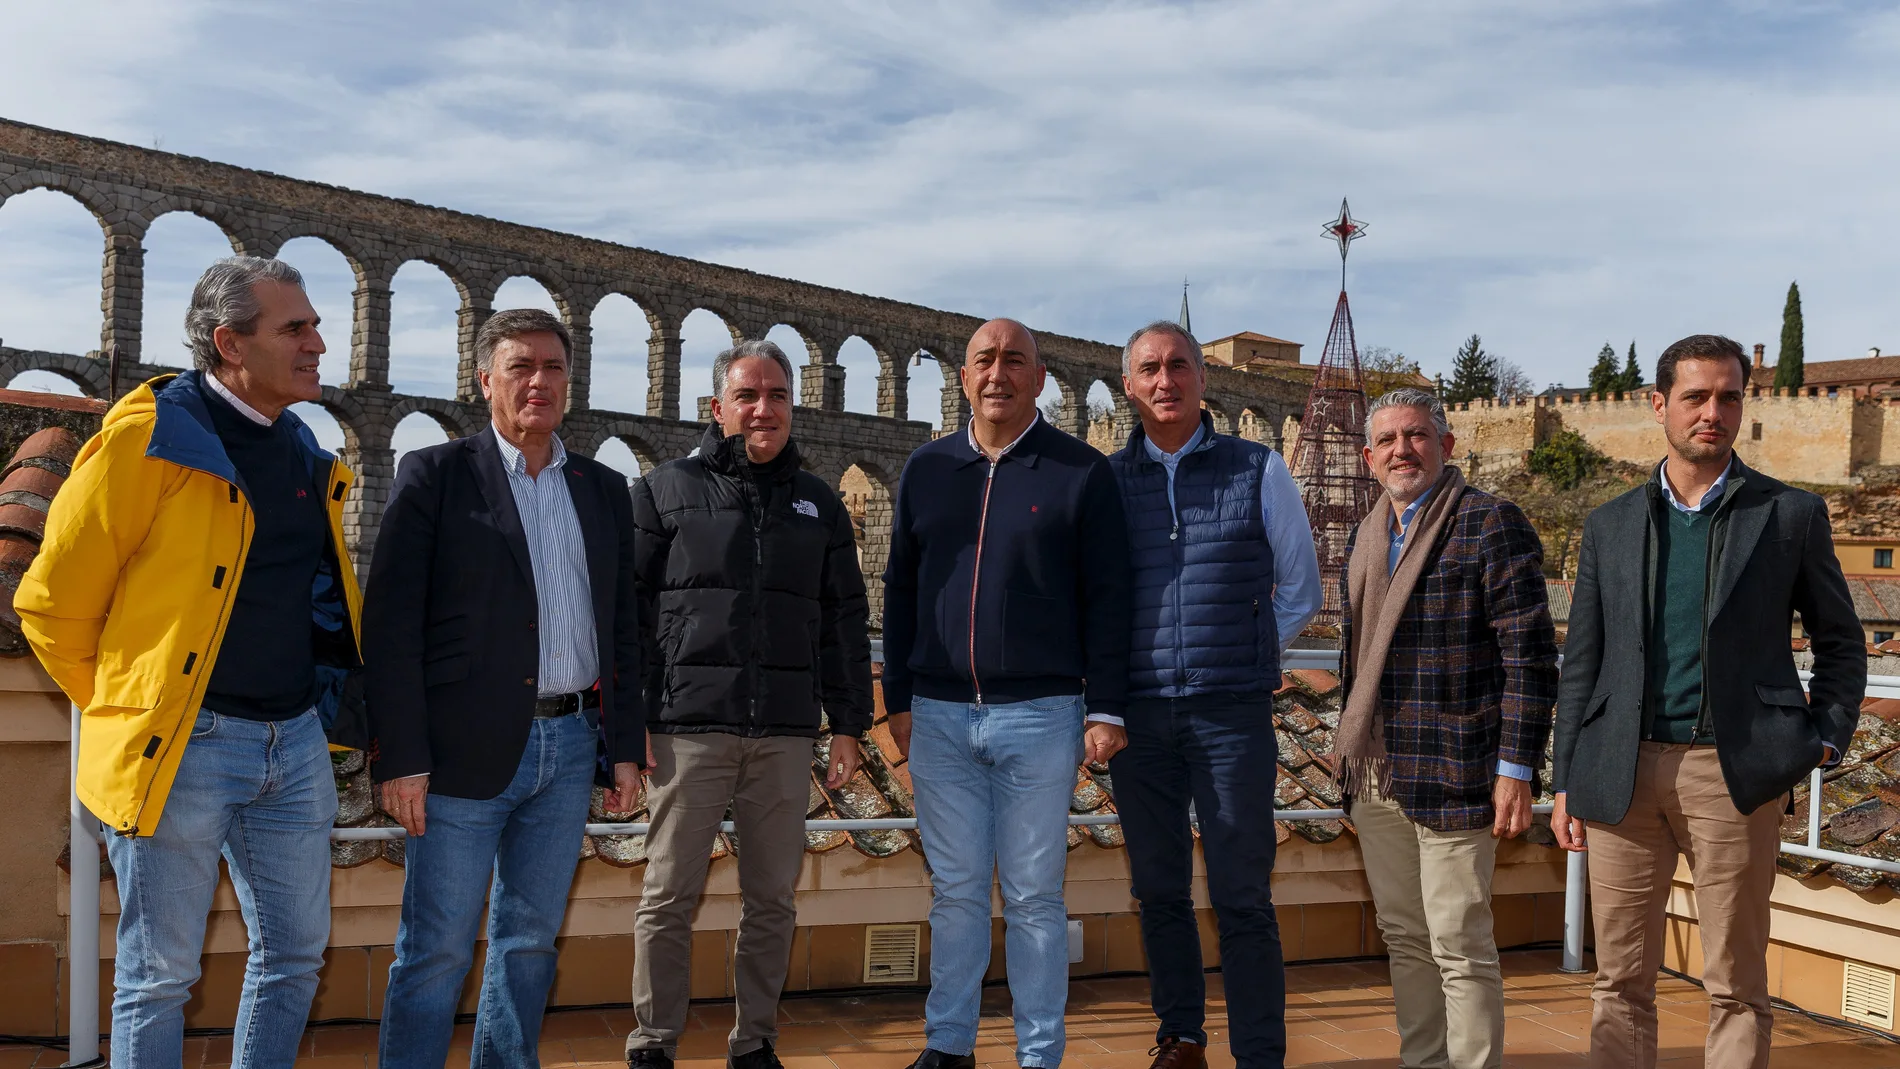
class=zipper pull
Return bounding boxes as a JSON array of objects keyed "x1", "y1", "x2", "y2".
[{"x1": 1170, "y1": 524, "x2": 1178, "y2": 541}]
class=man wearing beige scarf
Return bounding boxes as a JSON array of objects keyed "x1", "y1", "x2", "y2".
[{"x1": 1337, "y1": 387, "x2": 1559, "y2": 1069}]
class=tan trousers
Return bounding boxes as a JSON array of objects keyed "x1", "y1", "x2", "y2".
[
  {"x1": 1355, "y1": 783, "x2": 1504, "y2": 1069},
  {"x1": 628, "y1": 733, "x2": 813, "y2": 1058},
  {"x1": 1584, "y1": 742, "x2": 1782, "y2": 1069}
]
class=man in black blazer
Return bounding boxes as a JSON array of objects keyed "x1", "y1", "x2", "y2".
[
  {"x1": 364, "y1": 308, "x2": 643, "y2": 1068},
  {"x1": 1552, "y1": 334, "x2": 1865, "y2": 1069}
]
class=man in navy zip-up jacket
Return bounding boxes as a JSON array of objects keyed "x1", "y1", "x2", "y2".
[
  {"x1": 1106, "y1": 322, "x2": 1321, "y2": 1069},
  {"x1": 883, "y1": 318, "x2": 1133, "y2": 1069}
]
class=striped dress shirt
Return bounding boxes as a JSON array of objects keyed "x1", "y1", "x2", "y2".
[{"x1": 493, "y1": 428, "x2": 599, "y2": 697}]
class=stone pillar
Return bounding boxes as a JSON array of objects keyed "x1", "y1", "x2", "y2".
[
  {"x1": 877, "y1": 352, "x2": 908, "y2": 421},
  {"x1": 565, "y1": 307, "x2": 593, "y2": 412},
  {"x1": 858, "y1": 484, "x2": 893, "y2": 624},
  {"x1": 341, "y1": 412, "x2": 394, "y2": 575},
  {"x1": 801, "y1": 363, "x2": 845, "y2": 411},
  {"x1": 100, "y1": 226, "x2": 144, "y2": 365},
  {"x1": 455, "y1": 291, "x2": 492, "y2": 403},
  {"x1": 941, "y1": 376, "x2": 970, "y2": 433},
  {"x1": 1053, "y1": 378, "x2": 1086, "y2": 437},
  {"x1": 349, "y1": 264, "x2": 393, "y2": 389},
  {"x1": 648, "y1": 318, "x2": 681, "y2": 419}
]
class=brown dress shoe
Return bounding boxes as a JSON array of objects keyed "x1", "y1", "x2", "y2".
[{"x1": 1146, "y1": 1037, "x2": 1206, "y2": 1069}]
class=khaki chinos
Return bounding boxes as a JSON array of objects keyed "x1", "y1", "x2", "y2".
[
  {"x1": 1354, "y1": 781, "x2": 1504, "y2": 1069},
  {"x1": 1584, "y1": 742, "x2": 1782, "y2": 1069},
  {"x1": 628, "y1": 733, "x2": 814, "y2": 1059}
]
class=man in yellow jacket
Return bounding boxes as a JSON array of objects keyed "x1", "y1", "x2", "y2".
[{"x1": 17, "y1": 256, "x2": 363, "y2": 1068}]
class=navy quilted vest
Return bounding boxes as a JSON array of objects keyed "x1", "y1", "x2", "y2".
[{"x1": 1109, "y1": 421, "x2": 1280, "y2": 699}]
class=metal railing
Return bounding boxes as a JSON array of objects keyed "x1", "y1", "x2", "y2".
[{"x1": 60, "y1": 651, "x2": 1900, "y2": 1065}]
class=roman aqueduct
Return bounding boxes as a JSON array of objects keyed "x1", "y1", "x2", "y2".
[{"x1": 0, "y1": 119, "x2": 1307, "y2": 619}]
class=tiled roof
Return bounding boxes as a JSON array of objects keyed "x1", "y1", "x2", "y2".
[
  {"x1": 1797, "y1": 355, "x2": 1900, "y2": 389},
  {"x1": 1844, "y1": 575, "x2": 1900, "y2": 624},
  {"x1": 1781, "y1": 695, "x2": 1900, "y2": 891},
  {"x1": 1545, "y1": 580, "x2": 1574, "y2": 624},
  {"x1": 323, "y1": 667, "x2": 1362, "y2": 869},
  {"x1": 0, "y1": 427, "x2": 84, "y2": 656}
]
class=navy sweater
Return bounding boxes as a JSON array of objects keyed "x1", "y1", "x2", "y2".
[
  {"x1": 200, "y1": 383, "x2": 327, "y2": 721},
  {"x1": 881, "y1": 417, "x2": 1133, "y2": 718}
]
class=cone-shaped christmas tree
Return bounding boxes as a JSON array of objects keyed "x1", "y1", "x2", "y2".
[{"x1": 1290, "y1": 200, "x2": 1379, "y2": 629}]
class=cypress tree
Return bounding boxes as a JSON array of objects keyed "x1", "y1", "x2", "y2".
[
  {"x1": 1445, "y1": 334, "x2": 1498, "y2": 404},
  {"x1": 1619, "y1": 341, "x2": 1644, "y2": 392},
  {"x1": 1774, "y1": 281, "x2": 1804, "y2": 389},
  {"x1": 1587, "y1": 343, "x2": 1619, "y2": 395}
]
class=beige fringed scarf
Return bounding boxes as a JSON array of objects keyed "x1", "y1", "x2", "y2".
[{"x1": 1335, "y1": 465, "x2": 1468, "y2": 800}]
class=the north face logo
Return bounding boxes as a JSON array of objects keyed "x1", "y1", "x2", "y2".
[{"x1": 793, "y1": 499, "x2": 820, "y2": 518}]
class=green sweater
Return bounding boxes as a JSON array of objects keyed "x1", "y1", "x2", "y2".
[{"x1": 1647, "y1": 506, "x2": 1711, "y2": 743}]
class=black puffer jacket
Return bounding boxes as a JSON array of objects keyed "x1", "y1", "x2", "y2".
[{"x1": 631, "y1": 425, "x2": 873, "y2": 738}]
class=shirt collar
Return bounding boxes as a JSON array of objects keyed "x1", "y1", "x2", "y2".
[
  {"x1": 204, "y1": 373, "x2": 273, "y2": 427},
  {"x1": 966, "y1": 411, "x2": 1040, "y2": 460},
  {"x1": 1658, "y1": 458, "x2": 1730, "y2": 513},
  {"x1": 1394, "y1": 483, "x2": 1435, "y2": 534},
  {"x1": 493, "y1": 425, "x2": 567, "y2": 476},
  {"x1": 1142, "y1": 422, "x2": 1207, "y2": 465}
]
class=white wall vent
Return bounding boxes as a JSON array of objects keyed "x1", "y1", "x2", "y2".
[
  {"x1": 1842, "y1": 960, "x2": 1896, "y2": 1031},
  {"x1": 863, "y1": 923, "x2": 922, "y2": 984}
]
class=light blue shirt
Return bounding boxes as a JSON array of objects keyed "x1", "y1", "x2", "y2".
[
  {"x1": 1660, "y1": 460, "x2": 1730, "y2": 514},
  {"x1": 1385, "y1": 479, "x2": 1532, "y2": 783},
  {"x1": 1388, "y1": 484, "x2": 1435, "y2": 575},
  {"x1": 1139, "y1": 421, "x2": 1324, "y2": 658},
  {"x1": 494, "y1": 428, "x2": 599, "y2": 697}
]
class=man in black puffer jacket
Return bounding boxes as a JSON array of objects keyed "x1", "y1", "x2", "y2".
[{"x1": 625, "y1": 340, "x2": 873, "y2": 1069}]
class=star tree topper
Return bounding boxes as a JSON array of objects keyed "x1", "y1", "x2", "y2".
[{"x1": 1322, "y1": 198, "x2": 1367, "y2": 262}]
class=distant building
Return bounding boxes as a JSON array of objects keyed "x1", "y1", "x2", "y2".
[
  {"x1": 1754, "y1": 344, "x2": 1900, "y2": 398},
  {"x1": 1202, "y1": 331, "x2": 1304, "y2": 369}
]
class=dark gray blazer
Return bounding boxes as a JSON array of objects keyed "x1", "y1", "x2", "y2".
[{"x1": 1552, "y1": 458, "x2": 1865, "y2": 820}]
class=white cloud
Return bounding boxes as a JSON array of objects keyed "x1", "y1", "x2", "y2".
[{"x1": 2, "y1": 0, "x2": 1897, "y2": 402}]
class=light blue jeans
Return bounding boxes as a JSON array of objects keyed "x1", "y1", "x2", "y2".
[
  {"x1": 104, "y1": 707, "x2": 337, "y2": 1069},
  {"x1": 378, "y1": 710, "x2": 597, "y2": 1069},
  {"x1": 910, "y1": 694, "x2": 1084, "y2": 1069}
]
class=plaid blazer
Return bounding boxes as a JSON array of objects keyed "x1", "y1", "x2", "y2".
[{"x1": 1340, "y1": 485, "x2": 1560, "y2": 832}]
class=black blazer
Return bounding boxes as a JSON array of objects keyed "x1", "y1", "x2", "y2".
[
  {"x1": 363, "y1": 429, "x2": 643, "y2": 799},
  {"x1": 1553, "y1": 458, "x2": 1865, "y2": 820}
]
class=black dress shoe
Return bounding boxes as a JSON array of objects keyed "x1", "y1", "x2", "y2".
[
  {"x1": 628, "y1": 1049, "x2": 675, "y2": 1069},
  {"x1": 903, "y1": 1049, "x2": 976, "y2": 1069},
  {"x1": 731, "y1": 1040, "x2": 785, "y2": 1069}
]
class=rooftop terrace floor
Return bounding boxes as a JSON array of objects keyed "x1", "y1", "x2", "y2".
[{"x1": 3, "y1": 952, "x2": 1893, "y2": 1068}]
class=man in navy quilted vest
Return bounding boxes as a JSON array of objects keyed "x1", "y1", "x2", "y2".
[{"x1": 1105, "y1": 320, "x2": 1321, "y2": 1069}]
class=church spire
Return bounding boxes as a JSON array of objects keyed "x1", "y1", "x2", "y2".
[{"x1": 1178, "y1": 279, "x2": 1191, "y2": 334}]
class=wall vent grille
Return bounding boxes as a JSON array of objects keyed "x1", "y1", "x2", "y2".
[
  {"x1": 863, "y1": 923, "x2": 922, "y2": 984},
  {"x1": 1842, "y1": 960, "x2": 1896, "y2": 1031}
]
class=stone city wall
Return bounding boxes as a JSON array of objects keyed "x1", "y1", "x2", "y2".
[{"x1": 1447, "y1": 390, "x2": 1893, "y2": 487}]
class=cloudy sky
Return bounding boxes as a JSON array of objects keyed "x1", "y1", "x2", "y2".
[{"x1": 2, "y1": 0, "x2": 1898, "y2": 461}]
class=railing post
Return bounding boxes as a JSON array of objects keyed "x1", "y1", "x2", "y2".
[
  {"x1": 66, "y1": 703, "x2": 102, "y2": 1066},
  {"x1": 1807, "y1": 767, "x2": 1823, "y2": 850},
  {"x1": 1561, "y1": 848, "x2": 1588, "y2": 974}
]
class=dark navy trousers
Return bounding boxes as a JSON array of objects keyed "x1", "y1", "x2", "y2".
[{"x1": 1109, "y1": 695, "x2": 1287, "y2": 1068}]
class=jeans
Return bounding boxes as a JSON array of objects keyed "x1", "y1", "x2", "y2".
[
  {"x1": 910, "y1": 694, "x2": 1084, "y2": 1069},
  {"x1": 104, "y1": 706, "x2": 337, "y2": 1069},
  {"x1": 1109, "y1": 696, "x2": 1286, "y2": 1068},
  {"x1": 378, "y1": 710, "x2": 597, "y2": 1069}
]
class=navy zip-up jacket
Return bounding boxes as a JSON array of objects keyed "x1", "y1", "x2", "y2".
[{"x1": 881, "y1": 415, "x2": 1133, "y2": 719}]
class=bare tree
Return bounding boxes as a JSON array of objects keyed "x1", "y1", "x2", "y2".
[{"x1": 1494, "y1": 356, "x2": 1536, "y2": 402}]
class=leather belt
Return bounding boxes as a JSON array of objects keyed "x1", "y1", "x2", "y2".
[{"x1": 533, "y1": 689, "x2": 600, "y2": 718}]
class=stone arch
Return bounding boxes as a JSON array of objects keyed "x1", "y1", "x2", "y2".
[
  {"x1": 835, "y1": 454, "x2": 899, "y2": 625},
  {"x1": 0, "y1": 174, "x2": 112, "y2": 227},
  {"x1": 257, "y1": 224, "x2": 371, "y2": 280},
  {"x1": 0, "y1": 352, "x2": 110, "y2": 398},
  {"x1": 0, "y1": 184, "x2": 113, "y2": 358},
  {"x1": 1084, "y1": 378, "x2": 1132, "y2": 452},
  {"x1": 574, "y1": 419, "x2": 668, "y2": 472},
  {"x1": 490, "y1": 267, "x2": 576, "y2": 319},
  {"x1": 585, "y1": 289, "x2": 660, "y2": 417},
  {"x1": 915, "y1": 346, "x2": 965, "y2": 432},
  {"x1": 139, "y1": 201, "x2": 251, "y2": 254},
  {"x1": 679, "y1": 306, "x2": 743, "y2": 420},
  {"x1": 1238, "y1": 405, "x2": 1275, "y2": 447},
  {"x1": 387, "y1": 394, "x2": 484, "y2": 439},
  {"x1": 1036, "y1": 365, "x2": 1084, "y2": 437},
  {"x1": 1201, "y1": 396, "x2": 1237, "y2": 435},
  {"x1": 387, "y1": 250, "x2": 476, "y2": 304}
]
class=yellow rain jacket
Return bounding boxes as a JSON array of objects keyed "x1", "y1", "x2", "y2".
[{"x1": 16, "y1": 371, "x2": 363, "y2": 836}]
